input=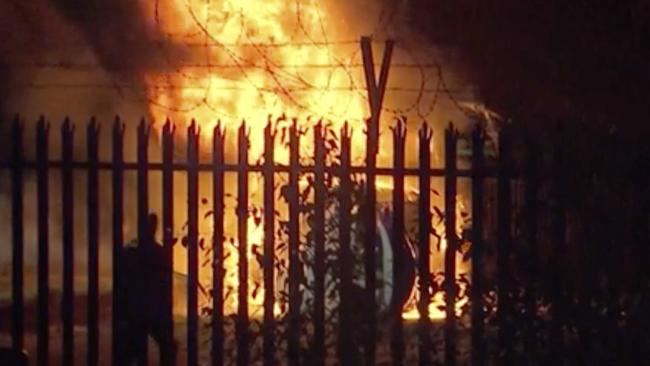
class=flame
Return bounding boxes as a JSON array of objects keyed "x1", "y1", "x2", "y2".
[
  {"x1": 143, "y1": 0, "x2": 368, "y2": 159},
  {"x1": 400, "y1": 197, "x2": 471, "y2": 320},
  {"x1": 143, "y1": 0, "x2": 470, "y2": 321}
]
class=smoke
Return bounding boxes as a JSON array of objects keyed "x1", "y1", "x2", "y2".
[
  {"x1": 0, "y1": 0, "x2": 158, "y2": 141},
  {"x1": 0, "y1": 0, "x2": 161, "y2": 278},
  {"x1": 52, "y1": 0, "x2": 163, "y2": 78}
]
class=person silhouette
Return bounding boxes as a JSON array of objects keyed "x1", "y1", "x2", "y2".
[{"x1": 120, "y1": 213, "x2": 176, "y2": 365}]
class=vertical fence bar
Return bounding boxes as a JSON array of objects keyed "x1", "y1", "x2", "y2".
[
  {"x1": 162, "y1": 120, "x2": 175, "y2": 366},
  {"x1": 470, "y1": 126, "x2": 485, "y2": 366},
  {"x1": 236, "y1": 123, "x2": 250, "y2": 366},
  {"x1": 212, "y1": 124, "x2": 225, "y2": 366},
  {"x1": 11, "y1": 117, "x2": 24, "y2": 351},
  {"x1": 390, "y1": 119, "x2": 406, "y2": 366},
  {"x1": 338, "y1": 123, "x2": 353, "y2": 366},
  {"x1": 288, "y1": 119, "x2": 301, "y2": 366},
  {"x1": 313, "y1": 123, "x2": 326, "y2": 366},
  {"x1": 136, "y1": 120, "x2": 150, "y2": 364},
  {"x1": 187, "y1": 121, "x2": 200, "y2": 366},
  {"x1": 61, "y1": 119, "x2": 75, "y2": 366},
  {"x1": 524, "y1": 134, "x2": 539, "y2": 361},
  {"x1": 550, "y1": 123, "x2": 566, "y2": 364},
  {"x1": 112, "y1": 118, "x2": 124, "y2": 366},
  {"x1": 36, "y1": 117, "x2": 49, "y2": 366},
  {"x1": 361, "y1": 37, "x2": 393, "y2": 366},
  {"x1": 87, "y1": 119, "x2": 100, "y2": 366},
  {"x1": 444, "y1": 124, "x2": 458, "y2": 366},
  {"x1": 418, "y1": 124, "x2": 433, "y2": 366},
  {"x1": 496, "y1": 126, "x2": 513, "y2": 363},
  {"x1": 263, "y1": 122, "x2": 276, "y2": 366},
  {"x1": 364, "y1": 114, "x2": 378, "y2": 366}
]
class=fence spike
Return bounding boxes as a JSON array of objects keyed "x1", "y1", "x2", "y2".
[
  {"x1": 390, "y1": 117, "x2": 407, "y2": 366},
  {"x1": 470, "y1": 124, "x2": 485, "y2": 366},
  {"x1": 111, "y1": 116, "x2": 125, "y2": 365},
  {"x1": 312, "y1": 122, "x2": 326, "y2": 366},
  {"x1": 496, "y1": 124, "x2": 513, "y2": 363},
  {"x1": 212, "y1": 121, "x2": 226, "y2": 366},
  {"x1": 36, "y1": 116, "x2": 50, "y2": 366},
  {"x1": 61, "y1": 118, "x2": 75, "y2": 366},
  {"x1": 523, "y1": 130, "x2": 539, "y2": 363},
  {"x1": 87, "y1": 118, "x2": 100, "y2": 366},
  {"x1": 263, "y1": 122, "x2": 276, "y2": 366},
  {"x1": 363, "y1": 112, "x2": 379, "y2": 366},
  {"x1": 134, "y1": 117, "x2": 151, "y2": 364},
  {"x1": 338, "y1": 123, "x2": 355, "y2": 366},
  {"x1": 161, "y1": 120, "x2": 175, "y2": 366},
  {"x1": 443, "y1": 123, "x2": 458, "y2": 366},
  {"x1": 418, "y1": 122, "x2": 433, "y2": 366},
  {"x1": 287, "y1": 117, "x2": 301, "y2": 366},
  {"x1": 550, "y1": 122, "x2": 566, "y2": 363},
  {"x1": 236, "y1": 120, "x2": 250, "y2": 366},
  {"x1": 187, "y1": 122, "x2": 200, "y2": 366}
]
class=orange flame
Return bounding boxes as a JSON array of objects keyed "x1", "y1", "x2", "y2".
[{"x1": 142, "y1": 0, "x2": 470, "y2": 320}]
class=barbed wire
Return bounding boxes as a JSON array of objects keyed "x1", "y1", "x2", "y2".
[
  {"x1": 12, "y1": 82, "x2": 464, "y2": 94},
  {"x1": 7, "y1": 0, "x2": 477, "y2": 121},
  {"x1": 10, "y1": 62, "x2": 445, "y2": 70}
]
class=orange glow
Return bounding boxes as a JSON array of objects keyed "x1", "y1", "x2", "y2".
[
  {"x1": 400, "y1": 197, "x2": 471, "y2": 320},
  {"x1": 142, "y1": 0, "x2": 470, "y2": 320},
  {"x1": 143, "y1": 0, "x2": 368, "y2": 160}
]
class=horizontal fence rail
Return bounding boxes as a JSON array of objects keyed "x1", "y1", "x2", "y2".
[
  {"x1": 1, "y1": 115, "x2": 572, "y2": 366},
  {"x1": 0, "y1": 160, "x2": 509, "y2": 176}
]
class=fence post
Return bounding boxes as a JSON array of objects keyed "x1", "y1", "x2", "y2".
[
  {"x1": 444, "y1": 124, "x2": 458, "y2": 366},
  {"x1": 338, "y1": 123, "x2": 354, "y2": 366},
  {"x1": 36, "y1": 117, "x2": 50, "y2": 366},
  {"x1": 363, "y1": 114, "x2": 379, "y2": 366},
  {"x1": 470, "y1": 125, "x2": 485, "y2": 366},
  {"x1": 236, "y1": 122, "x2": 250, "y2": 366},
  {"x1": 288, "y1": 119, "x2": 301, "y2": 366},
  {"x1": 524, "y1": 133, "x2": 539, "y2": 362},
  {"x1": 212, "y1": 122, "x2": 225, "y2": 366},
  {"x1": 312, "y1": 122, "x2": 327, "y2": 366},
  {"x1": 550, "y1": 123, "x2": 566, "y2": 364},
  {"x1": 11, "y1": 117, "x2": 24, "y2": 351},
  {"x1": 36, "y1": 116, "x2": 50, "y2": 366},
  {"x1": 187, "y1": 121, "x2": 200, "y2": 366},
  {"x1": 496, "y1": 125, "x2": 513, "y2": 364},
  {"x1": 391, "y1": 119, "x2": 407, "y2": 366},
  {"x1": 87, "y1": 119, "x2": 100, "y2": 366},
  {"x1": 136, "y1": 120, "x2": 150, "y2": 364},
  {"x1": 112, "y1": 118, "x2": 125, "y2": 366},
  {"x1": 61, "y1": 118, "x2": 75, "y2": 366},
  {"x1": 361, "y1": 38, "x2": 393, "y2": 365},
  {"x1": 262, "y1": 121, "x2": 276, "y2": 366},
  {"x1": 417, "y1": 123, "x2": 433, "y2": 366},
  {"x1": 212, "y1": 123, "x2": 226, "y2": 366},
  {"x1": 161, "y1": 120, "x2": 175, "y2": 366}
]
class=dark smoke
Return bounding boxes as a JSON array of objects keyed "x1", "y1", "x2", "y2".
[
  {"x1": 0, "y1": 0, "x2": 172, "y2": 274},
  {"x1": 51, "y1": 0, "x2": 167, "y2": 79},
  {"x1": 0, "y1": 0, "x2": 181, "y2": 141}
]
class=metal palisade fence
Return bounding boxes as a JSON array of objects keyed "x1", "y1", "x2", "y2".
[{"x1": 2, "y1": 115, "x2": 567, "y2": 366}]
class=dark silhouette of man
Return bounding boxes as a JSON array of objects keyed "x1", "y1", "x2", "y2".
[{"x1": 120, "y1": 213, "x2": 176, "y2": 365}]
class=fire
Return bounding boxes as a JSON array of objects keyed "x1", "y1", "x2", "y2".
[
  {"x1": 141, "y1": 0, "x2": 471, "y2": 321},
  {"x1": 143, "y1": 0, "x2": 368, "y2": 159},
  {"x1": 400, "y1": 197, "x2": 471, "y2": 320}
]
